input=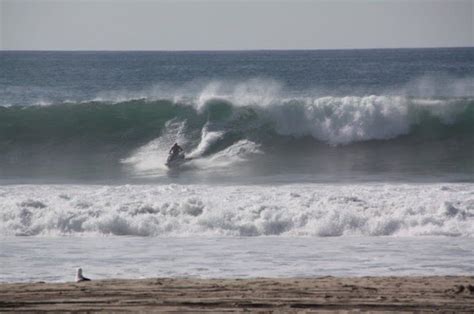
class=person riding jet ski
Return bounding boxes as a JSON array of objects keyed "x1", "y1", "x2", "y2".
[
  {"x1": 167, "y1": 143, "x2": 185, "y2": 166},
  {"x1": 169, "y1": 143, "x2": 184, "y2": 156}
]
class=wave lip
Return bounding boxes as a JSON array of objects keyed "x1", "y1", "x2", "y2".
[{"x1": 1, "y1": 183, "x2": 473, "y2": 237}]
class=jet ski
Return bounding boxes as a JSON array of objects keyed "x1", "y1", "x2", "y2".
[{"x1": 166, "y1": 151, "x2": 186, "y2": 168}]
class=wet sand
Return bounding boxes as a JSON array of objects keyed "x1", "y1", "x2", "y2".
[{"x1": 1, "y1": 276, "x2": 473, "y2": 312}]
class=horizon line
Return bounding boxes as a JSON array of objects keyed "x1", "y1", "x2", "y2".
[{"x1": 1, "y1": 46, "x2": 473, "y2": 53}]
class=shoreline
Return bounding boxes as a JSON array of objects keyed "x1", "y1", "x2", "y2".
[{"x1": 1, "y1": 276, "x2": 473, "y2": 312}]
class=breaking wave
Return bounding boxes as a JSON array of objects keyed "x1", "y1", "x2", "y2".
[
  {"x1": 1, "y1": 183, "x2": 473, "y2": 237},
  {"x1": 1, "y1": 87, "x2": 473, "y2": 180},
  {"x1": 1, "y1": 95, "x2": 472, "y2": 149}
]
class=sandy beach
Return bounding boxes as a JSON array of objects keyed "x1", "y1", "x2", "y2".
[{"x1": 1, "y1": 276, "x2": 473, "y2": 312}]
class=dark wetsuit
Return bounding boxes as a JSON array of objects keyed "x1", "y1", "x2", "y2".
[{"x1": 169, "y1": 144, "x2": 184, "y2": 156}]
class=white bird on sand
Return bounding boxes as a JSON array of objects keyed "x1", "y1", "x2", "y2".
[{"x1": 75, "y1": 268, "x2": 91, "y2": 282}]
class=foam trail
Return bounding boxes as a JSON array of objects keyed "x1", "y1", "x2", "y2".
[
  {"x1": 187, "y1": 123, "x2": 224, "y2": 158},
  {"x1": 193, "y1": 139, "x2": 262, "y2": 169},
  {"x1": 209, "y1": 140, "x2": 262, "y2": 162},
  {"x1": 122, "y1": 119, "x2": 188, "y2": 172}
]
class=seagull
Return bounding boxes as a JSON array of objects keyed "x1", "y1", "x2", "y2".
[{"x1": 75, "y1": 268, "x2": 91, "y2": 282}]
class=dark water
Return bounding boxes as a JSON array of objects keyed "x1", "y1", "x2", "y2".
[{"x1": 0, "y1": 49, "x2": 473, "y2": 183}]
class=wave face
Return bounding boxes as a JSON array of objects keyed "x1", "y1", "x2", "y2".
[
  {"x1": 1, "y1": 183, "x2": 473, "y2": 237},
  {"x1": 2, "y1": 95, "x2": 473, "y2": 144},
  {"x1": 1, "y1": 94, "x2": 473, "y2": 182}
]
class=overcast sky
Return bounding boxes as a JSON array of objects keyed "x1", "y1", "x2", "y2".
[{"x1": 1, "y1": 0, "x2": 473, "y2": 50}]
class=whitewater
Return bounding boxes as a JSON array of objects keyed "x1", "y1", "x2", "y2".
[
  {"x1": 1, "y1": 183, "x2": 473, "y2": 237},
  {"x1": 0, "y1": 48, "x2": 473, "y2": 282}
]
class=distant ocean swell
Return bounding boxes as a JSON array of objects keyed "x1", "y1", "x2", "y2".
[
  {"x1": 1, "y1": 96, "x2": 472, "y2": 153},
  {"x1": 1, "y1": 184, "x2": 473, "y2": 237}
]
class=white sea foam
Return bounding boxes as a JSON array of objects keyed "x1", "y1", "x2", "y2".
[
  {"x1": 121, "y1": 119, "x2": 188, "y2": 172},
  {"x1": 188, "y1": 80, "x2": 472, "y2": 145},
  {"x1": 265, "y1": 95, "x2": 413, "y2": 145},
  {"x1": 192, "y1": 139, "x2": 262, "y2": 169},
  {"x1": 123, "y1": 117, "x2": 262, "y2": 174},
  {"x1": 187, "y1": 124, "x2": 224, "y2": 158},
  {"x1": 1, "y1": 183, "x2": 472, "y2": 237}
]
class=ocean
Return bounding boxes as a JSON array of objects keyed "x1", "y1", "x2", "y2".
[{"x1": 1, "y1": 48, "x2": 473, "y2": 282}]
